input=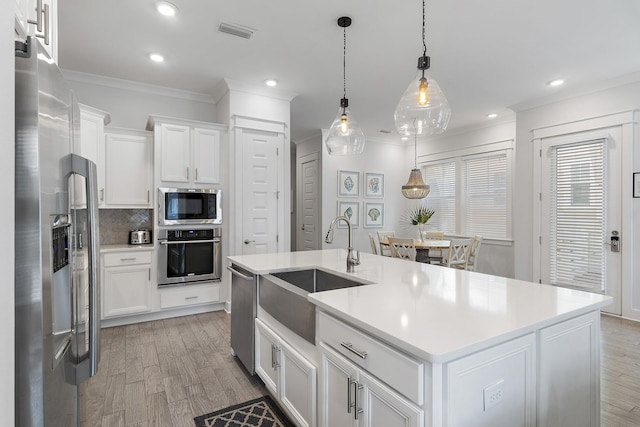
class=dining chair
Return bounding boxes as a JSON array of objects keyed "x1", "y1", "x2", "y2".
[
  {"x1": 421, "y1": 231, "x2": 445, "y2": 264},
  {"x1": 368, "y1": 233, "x2": 378, "y2": 255},
  {"x1": 465, "y1": 235, "x2": 483, "y2": 271},
  {"x1": 377, "y1": 230, "x2": 395, "y2": 257},
  {"x1": 388, "y1": 237, "x2": 416, "y2": 261},
  {"x1": 446, "y1": 238, "x2": 473, "y2": 269}
]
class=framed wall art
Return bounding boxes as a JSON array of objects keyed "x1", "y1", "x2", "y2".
[
  {"x1": 338, "y1": 170, "x2": 360, "y2": 197},
  {"x1": 365, "y1": 173, "x2": 384, "y2": 198},
  {"x1": 337, "y1": 201, "x2": 359, "y2": 228},
  {"x1": 364, "y1": 202, "x2": 384, "y2": 228}
]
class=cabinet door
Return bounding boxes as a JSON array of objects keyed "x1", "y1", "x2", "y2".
[
  {"x1": 359, "y1": 371, "x2": 423, "y2": 427},
  {"x1": 78, "y1": 107, "x2": 107, "y2": 206},
  {"x1": 103, "y1": 264, "x2": 152, "y2": 318},
  {"x1": 160, "y1": 124, "x2": 190, "y2": 183},
  {"x1": 192, "y1": 127, "x2": 220, "y2": 184},
  {"x1": 255, "y1": 320, "x2": 279, "y2": 396},
  {"x1": 104, "y1": 133, "x2": 152, "y2": 207},
  {"x1": 279, "y1": 339, "x2": 316, "y2": 427},
  {"x1": 318, "y1": 343, "x2": 358, "y2": 427}
]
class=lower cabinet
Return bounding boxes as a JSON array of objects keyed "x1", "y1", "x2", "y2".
[
  {"x1": 255, "y1": 318, "x2": 316, "y2": 427},
  {"x1": 318, "y1": 342, "x2": 423, "y2": 427},
  {"x1": 101, "y1": 250, "x2": 153, "y2": 319}
]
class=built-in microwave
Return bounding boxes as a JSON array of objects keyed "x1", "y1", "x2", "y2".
[{"x1": 158, "y1": 187, "x2": 222, "y2": 226}]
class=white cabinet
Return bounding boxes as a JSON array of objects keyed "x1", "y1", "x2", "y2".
[
  {"x1": 538, "y1": 311, "x2": 600, "y2": 427},
  {"x1": 445, "y1": 334, "x2": 535, "y2": 427},
  {"x1": 147, "y1": 115, "x2": 224, "y2": 188},
  {"x1": 77, "y1": 104, "x2": 110, "y2": 207},
  {"x1": 15, "y1": 0, "x2": 57, "y2": 63},
  {"x1": 158, "y1": 282, "x2": 221, "y2": 309},
  {"x1": 256, "y1": 319, "x2": 316, "y2": 427},
  {"x1": 104, "y1": 128, "x2": 153, "y2": 208},
  {"x1": 319, "y1": 342, "x2": 423, "y2": 427},
  {"x1": 101, "y1": 250, "x2": 153, "y2": 319}
]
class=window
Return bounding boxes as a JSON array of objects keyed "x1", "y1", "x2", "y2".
[{"x1": 421, "y1": 144, "x2": 512, "y2": 240}]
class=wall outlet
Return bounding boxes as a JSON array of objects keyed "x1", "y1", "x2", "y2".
[{"x1": 483, "y1": 379, "x2": 504, "y2": 411}]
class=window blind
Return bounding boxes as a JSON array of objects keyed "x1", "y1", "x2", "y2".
[
  {"x1": 422, "y1": 161, "x2": 456, "y2": 234},
  {"x1": 549, "y1": 139, "x2": 606, "y2": 292},
  {"x1": 461, "y1": 152, "x2": 507, "y2": 239}
]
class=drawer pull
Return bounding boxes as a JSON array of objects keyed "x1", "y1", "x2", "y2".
[
  {"x1": 185, "y1": 296, "x2": 199, "y2": 300},
  {"x1": 341, "y1": 342, "x2": 367, "y2": 359},
  {"x1": 120, "y1": 257, "x2": 136, "y2": 262}
]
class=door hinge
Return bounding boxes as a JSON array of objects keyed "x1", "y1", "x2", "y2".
[
  {"x1": 539, "y1": 148, "x2": 542, "y2": 157},
  {"x1": 276, "y1": 234, "x2": 279, "y2": 243},
  {"x1": 539, "y1": 236, "x2": 542, "y2": 244},
  {"x1": 539, "y1": 192, "x2": 542, "y2": 201}
]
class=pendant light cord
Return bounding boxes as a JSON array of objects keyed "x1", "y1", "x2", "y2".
[
  {"x1": 422, "y1": 0, "x2": 427, "y2": 57},
  {"x1": 343, "y1": 25, "x2": 347, "y2": 102},
  {"x1": 414, "y1": 134, "x2": 418, "y2": 168}
]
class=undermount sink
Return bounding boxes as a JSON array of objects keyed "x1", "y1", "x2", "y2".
[{"x1": 259, "y1": 269, "x2": 367, "y2": 344}]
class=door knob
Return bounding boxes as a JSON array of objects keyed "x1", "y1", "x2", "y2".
[{"x1": 244, "y1": 239, "x2": 255, "y2": 245}]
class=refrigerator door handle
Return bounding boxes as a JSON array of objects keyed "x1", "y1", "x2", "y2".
[{"x1": 69, "y1": 153, "x2": 101, "y2": 381}]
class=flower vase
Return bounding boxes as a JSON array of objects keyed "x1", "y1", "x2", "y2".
[{"x1": 417, "y1": 223, "x2": 425, "y2": 241}]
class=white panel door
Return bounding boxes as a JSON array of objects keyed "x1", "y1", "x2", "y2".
[
  {"x1": 540, "y1": 127, "x2": 622, "y2": 314},
  {"x1": 242, "y1": 129, "x2": 281, "y2": 255},
  {"x1": 300, "y1": 152, "x2": 320, "y2": 251}
]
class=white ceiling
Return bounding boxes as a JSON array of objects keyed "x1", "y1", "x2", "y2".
[{"x1": 58, "y1": 0, "x2": 640, "y2": 142}]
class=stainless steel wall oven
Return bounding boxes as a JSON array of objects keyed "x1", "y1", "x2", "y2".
[{"x1": 157, "y1": 228, "x2": 222, "y2": 286}]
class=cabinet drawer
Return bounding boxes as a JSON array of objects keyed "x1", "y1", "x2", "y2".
[
  {"x1": 159, "y1": 283, "x2": 220, "y2": 309},
  {"x1": 103, "y1": 251, "x2": 152, "y2": 267},
  {"x1": 317, "y1": 311, "x2": 424, "y2": 405}
]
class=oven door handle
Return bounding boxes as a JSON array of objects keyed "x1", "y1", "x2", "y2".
[
  {"x1": 159, "y1": 239, "x2": 218, "y2": 245},
  {"x1": 227, "y1": 266, "x2": 254, "y2": 280}
]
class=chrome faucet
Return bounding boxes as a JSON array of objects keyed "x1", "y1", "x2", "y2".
[{"x1": 325, "y1": 215, "x2": 360, "y2": 273}]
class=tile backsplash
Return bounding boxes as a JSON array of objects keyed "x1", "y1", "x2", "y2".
[{"x1": 100, "y1": 209, "x2": 153, "y2": 245}]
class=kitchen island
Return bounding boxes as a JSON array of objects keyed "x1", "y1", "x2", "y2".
[{"x1": 228, "y1": 249, "x2": 611, "y2": 427}]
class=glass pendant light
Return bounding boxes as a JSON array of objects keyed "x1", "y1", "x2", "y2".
[
  {"x1": 402, "y1": 134, "x2": 430, "y2": 199},
  {"x1": 394, "y1": 0, "x2": 451, "y2": 137},
  {"x1": 326, "y1": 17, "x2": 365, "y2": 155}
]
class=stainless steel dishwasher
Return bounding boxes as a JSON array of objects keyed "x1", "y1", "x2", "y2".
[{"x1": 228, "y1": 264, "x2": 257, "y2": 374}]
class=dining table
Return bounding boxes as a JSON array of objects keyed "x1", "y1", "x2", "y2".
[{"x1": 379, "y1": 238, "x2": 451, "y2": 263}]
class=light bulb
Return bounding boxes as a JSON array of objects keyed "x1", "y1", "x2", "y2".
[
  {"x1": 340, "y1": 114, "x2": 348, "y2": 135},
  {"x1": 417, "y1": 77, "x2": 429, "y2": 106}
]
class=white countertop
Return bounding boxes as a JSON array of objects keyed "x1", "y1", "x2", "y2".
[
  {"x1": 228, "y1": 249, "x2": 612, "y2": 363},
  {"x1": 100, "y1": 244, "x2": 155, "y2": 252}
]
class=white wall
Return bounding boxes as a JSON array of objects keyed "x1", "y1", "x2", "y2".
[
  {"x1": 414, "y1": 120, "x2": 517, "y2": 278},
  {"x1": 514, "y1": 81, "x2": 640, "y2": 282},
  {"x1": 2, "y1": 0, "x2": 15, "y2": 422},
  {"x1": 321, "y1": 135, "x2": 408, "y2": 254},
  {"x1": 63, "y1": 71, "x2": 217, "y2": 130}
]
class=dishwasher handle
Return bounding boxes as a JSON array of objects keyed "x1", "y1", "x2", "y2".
[{"x1": 227, "y1": 265, "x2": 254, "y2": 280}]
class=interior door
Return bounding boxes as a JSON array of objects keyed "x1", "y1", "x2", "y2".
[
  {"x1": 299, "y1": 152, "x2": 320, "y2": 251},
  {"x1": 540, "y1": 127, "x2": 622, "y2": 314},
  {"x1": 242, "y1": 129, "x2": 282, "y2": 255}
]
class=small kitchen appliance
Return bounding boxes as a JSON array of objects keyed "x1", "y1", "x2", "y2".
[{"x1": 129, "y1": 229, "x2": 151, "y2": 245}]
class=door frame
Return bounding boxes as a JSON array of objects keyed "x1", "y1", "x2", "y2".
[
  {"x1": 532, "y1": 111, "x2": 636, "y2": 318},
  {"x1": 230, "y1": 115, "x2": 290, "y2": 257}
]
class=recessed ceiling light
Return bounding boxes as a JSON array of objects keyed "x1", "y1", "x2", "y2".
[
  {"x1": 156, "y1": 1, "x2": 178, "y2": 16},
  {"x1": 401, "y1": 136, "x2": 409, "y2": 141},
  {"x1": 487, "y1": 113, "x2": 498, "y2": 119},
  {"x1": 149, "y1": 53, "x2": 164, "y2": 63},
  {"x1": 548, "y1": 79, "x2": 565, "y2": 87},
  {"x1": 265, "y1": 79, "x2": 277, "y2": 87}
]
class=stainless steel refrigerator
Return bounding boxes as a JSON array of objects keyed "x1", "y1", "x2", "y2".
[{"x1": 15, "y1": 36, "x2": 101, "y2": 427}]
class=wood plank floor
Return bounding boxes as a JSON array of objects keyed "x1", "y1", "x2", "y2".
[
  {"x1": 81, "y1": 311, "x2": 640, "y2": 426},
  {"x1": 79, "y1": 311, "x2": 267, "y2": 427}
]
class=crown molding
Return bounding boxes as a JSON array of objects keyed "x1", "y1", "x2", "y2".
[
  {"x1": 212, "y1": 77, "x2": 298, "y2": 103},
  {"x1": 61, "y1": 69, "x2": 216, "y2": 104}
]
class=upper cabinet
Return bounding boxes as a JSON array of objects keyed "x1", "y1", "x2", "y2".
[
  {"x1": 104, "y1": 128, "x2": 153, "y2": 208},
  {"x1": 147, "y1": 116, "x2": 225, "y2": 188},
  {"x1": 15, "y1": 0, "x2": 58, "y2": 63},
  {"x1": 77, "y1": 104, "x2": 110, "y2": 207}
]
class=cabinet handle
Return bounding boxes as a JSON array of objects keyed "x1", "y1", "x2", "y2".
[
  {"x1": 100, "y1": 188, "x2": 104, "y2": 201},
  {"x1": 27, "y1": 0, "x2": 43, "y2": 32},
  {"x1": 186, "y1": 167, "x2": 189, "y2": 180},
  {"x1": 147, "y1": 190, "x2": 150, "y2": 203},
  {"x1": 195, "y1": 168, "x2": 198, "y2": 181},
  {"x1": 354, "y1": 381, "x2": 364, "y2": 420},
  {"x1": 185, "y1": 296, "x2": 198, "y2": 300},
  {"x1": 271, "y1": 344, "x2": 276, "y2": 369},
  {"x1": 346, "y1": 377, "x2": 353, "y2": 414},
  {"x1": 40, "y1": 3, "x2": 50, "y2": 46},
  {"x1": 148, "y1": 268, "x2": 151, "y2": 281},
  {"x1": 120, "y1": 257, "x2": 136, "y2": 262},
  {"x1": 340, "y1": 342, "x2": 368, "y2": 359}
]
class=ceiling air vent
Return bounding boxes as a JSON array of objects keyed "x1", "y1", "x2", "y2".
[{"x1": 218, "y1": 22, "x2": 256, "y2": 39}]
